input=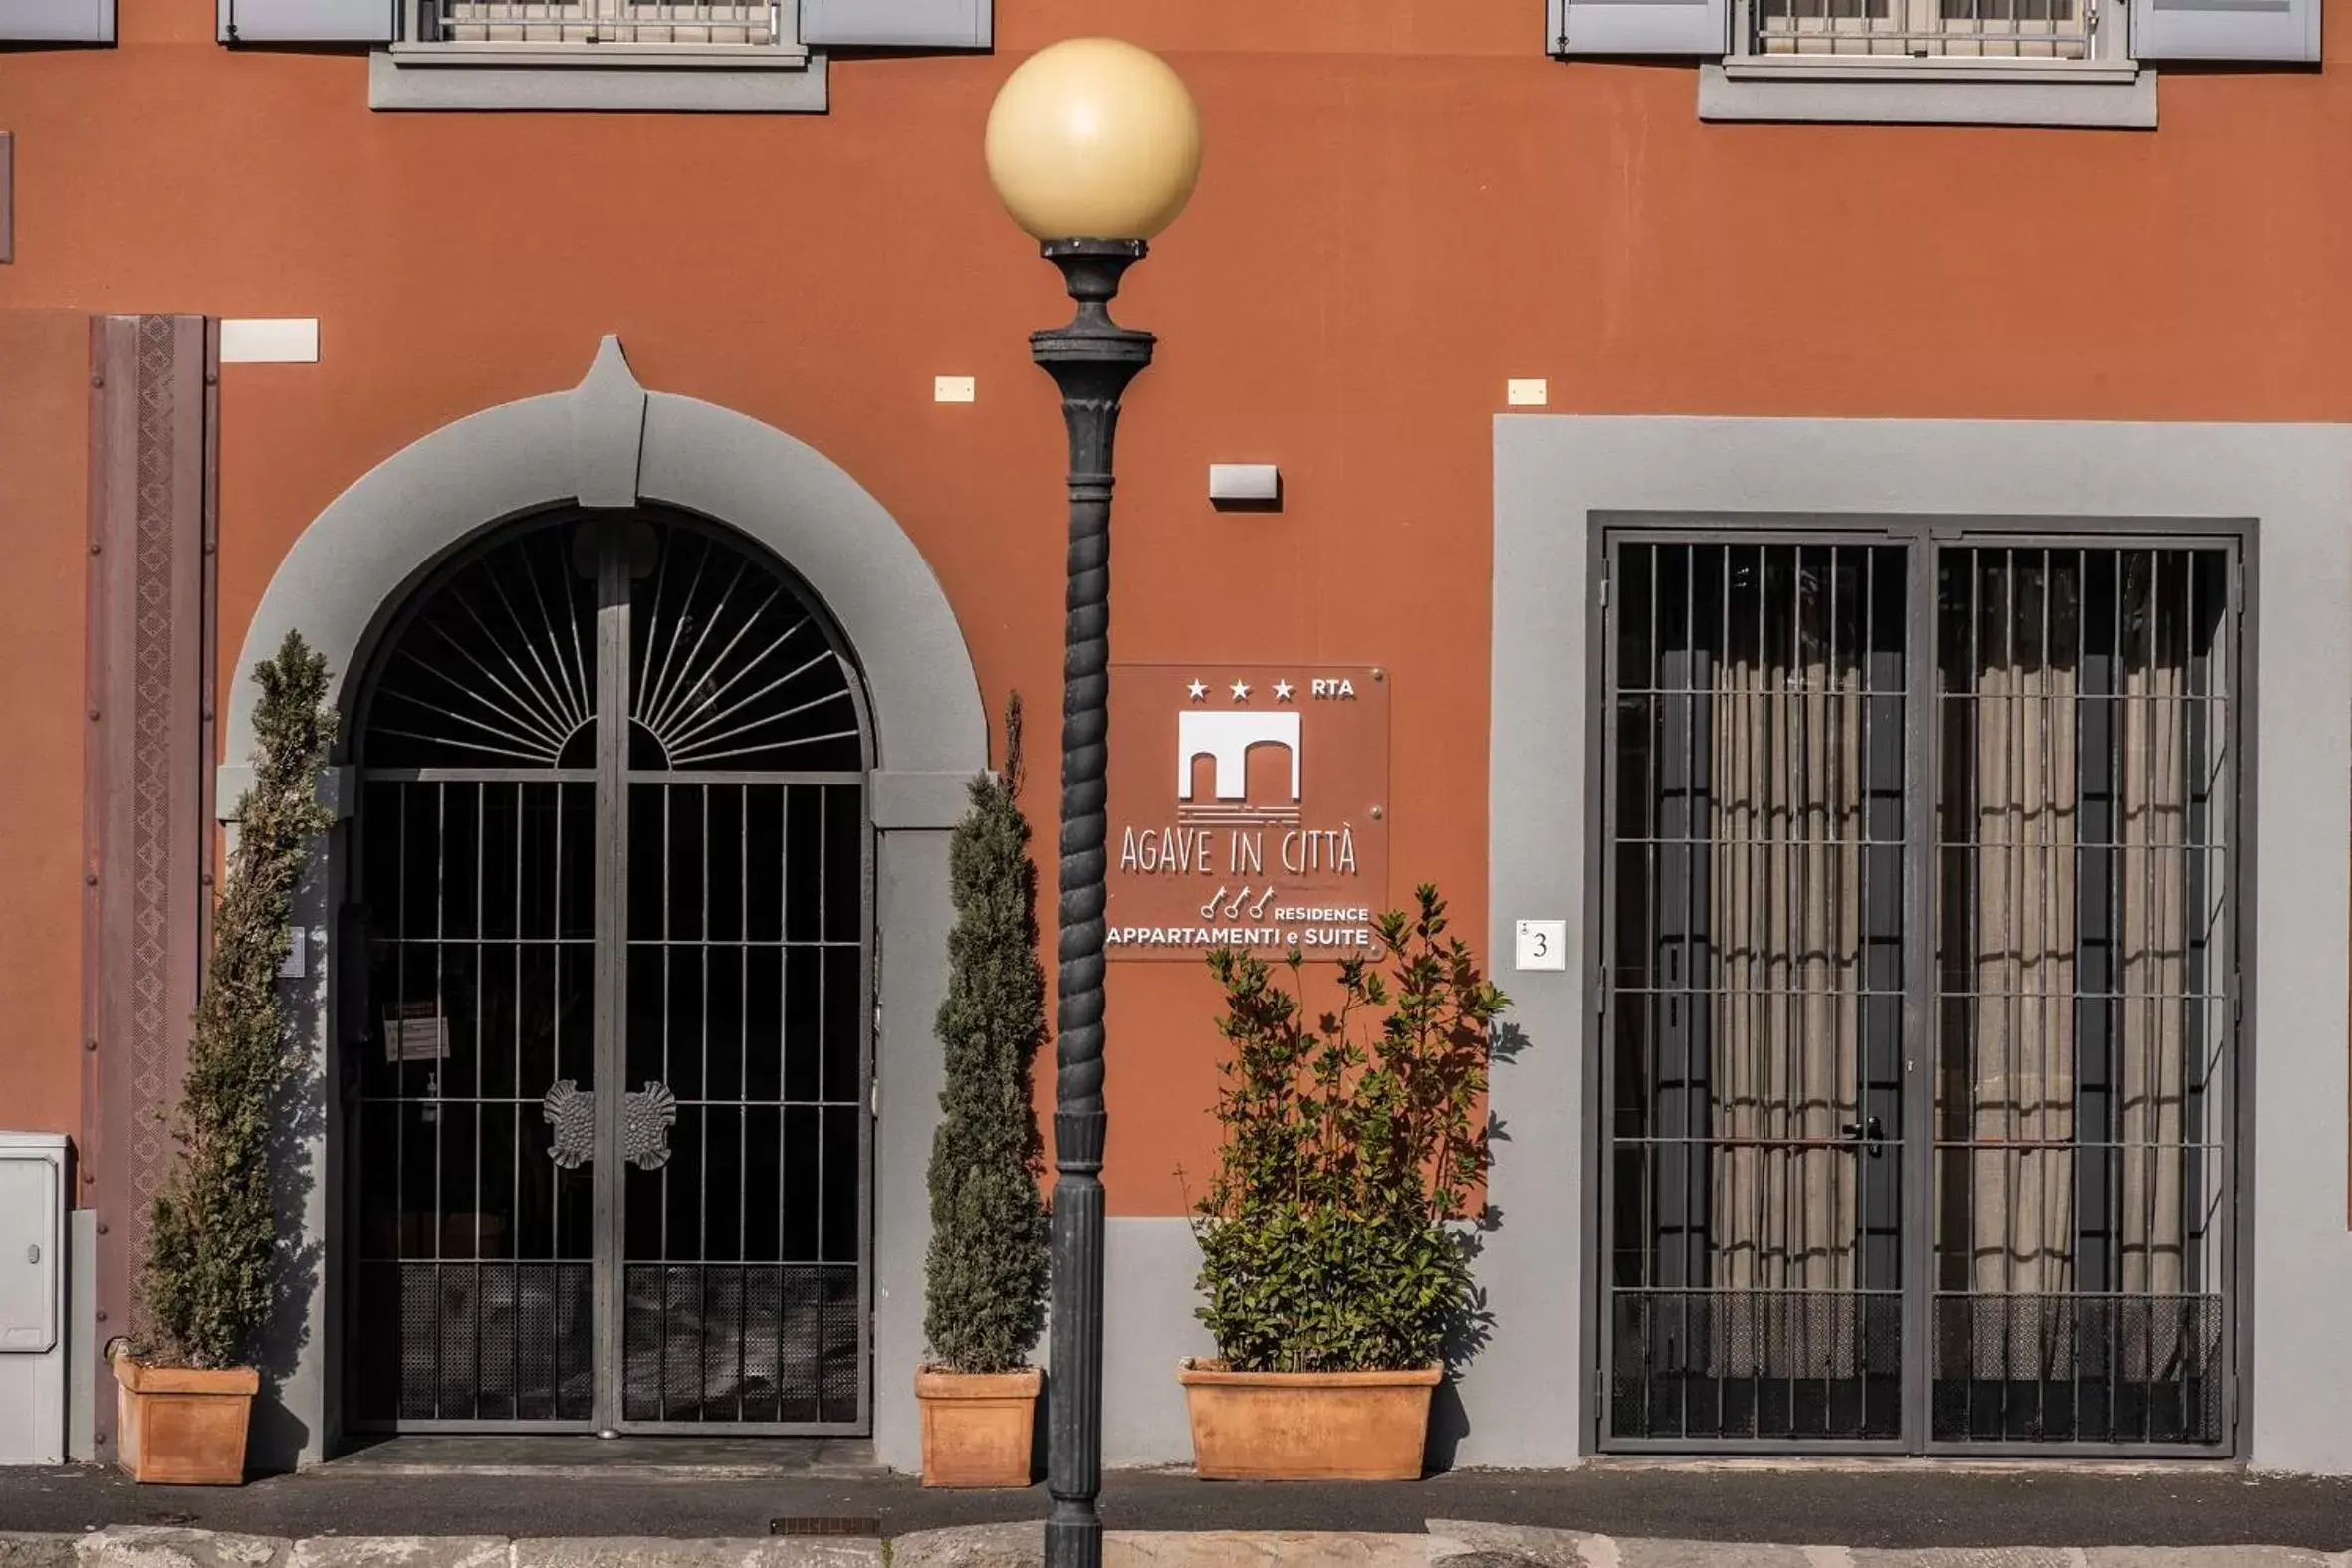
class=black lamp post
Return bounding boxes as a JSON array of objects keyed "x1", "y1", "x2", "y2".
[{"x1": 984, "y1": 39, "x2": 1203, "y2": 1568}]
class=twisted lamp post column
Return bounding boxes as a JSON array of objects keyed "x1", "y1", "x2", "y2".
[
  {"x1": 984, "y1": 38, "x2": 1201, "y2": 1568},
  {"x1": 1032, "y1": 238, "x2": 1152, "y2": 1568}
]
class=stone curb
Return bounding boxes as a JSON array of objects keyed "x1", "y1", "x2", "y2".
[
  {"x1": 0, "y1": 1526, "x2": 2339, "y2": 1568},
  {"x1": 63, "y1": 1532, "x2": 885, "y2": 1568},
  {"x1": 894, "y1": 1527, "x2": 1446, "y2": 1568},
  {"x1": 0, "y1": 1535, "x2": 80, "y2": 1568},
  {"x1": 1425, "y1": 1523, "x2": 2352, "y2": 1568},
  {"x1": 896, "y1": 1522, "x2": 2352, "y2": 1568}
]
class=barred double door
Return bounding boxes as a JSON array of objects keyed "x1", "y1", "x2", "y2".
[
  {"x1": 347, "y1": 513, "x2": 872, "y2": 1433},
  {"x1": 1598, "y1": 528, "x2": 2238, "y2": 1454}
]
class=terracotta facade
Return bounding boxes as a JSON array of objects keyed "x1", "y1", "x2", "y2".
[{"x1": 5, "y1": 0, "x2": 2352, "y2": 1473}]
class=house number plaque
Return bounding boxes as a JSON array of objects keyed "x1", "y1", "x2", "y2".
[{"x1": 1102, "y1": 664, "x2": 1389, "y2": 962}]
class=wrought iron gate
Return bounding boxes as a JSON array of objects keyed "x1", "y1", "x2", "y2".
[
  {"x1": 347, "y1": 513, "x2": 872, "y2": 1433},
  {"x1": 1597, "y1": 530, "x2": 2237, "y2": 1454}
]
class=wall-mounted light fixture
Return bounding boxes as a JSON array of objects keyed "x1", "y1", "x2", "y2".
[{"x1": 1208, "y1": 463, "x2": 1281, "y2": 511}]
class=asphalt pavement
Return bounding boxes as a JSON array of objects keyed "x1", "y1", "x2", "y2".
[{"x1": 2, "y1": 1459, "x2": 2351, "y2": 1550}]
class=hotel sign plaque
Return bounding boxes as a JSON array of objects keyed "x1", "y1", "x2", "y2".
[{"x1": 1103, "y1": 664, "x2": 1389, "y2": 962}]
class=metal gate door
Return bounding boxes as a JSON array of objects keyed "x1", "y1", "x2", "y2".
[
  {"x1": 348, "y1": 513, "x2": 873, "y2": 1433},
  {"x1": 1597, "y1": 532, "x2": 2237, "y2": 1454}
]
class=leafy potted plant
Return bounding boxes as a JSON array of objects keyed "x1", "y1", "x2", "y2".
[
  {"x1": 112, "y1": 632, "x2": 334, "y2": 1485},
  {"x1": 1180, "y1": 885, "x2": 1505, "y2": 1481},
  {"x1": 917, "y1": 696, "x2": 1051, "y2": 1487}
]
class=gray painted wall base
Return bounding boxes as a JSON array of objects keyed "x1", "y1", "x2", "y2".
[
  {"x1": 1097, "y1": 1219, "x2": 1217, "y2": 1469},
  {"x1": 1489, "y1": 415, "x2": 2352, "y2": 1473},
  {"x1": 879, "y1": 1219, "x2": 1211, "y2": 1473}
]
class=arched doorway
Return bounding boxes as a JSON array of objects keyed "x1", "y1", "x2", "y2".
[{"x1": 345, "y1": 508, "x2": 874, "y2": 1434}]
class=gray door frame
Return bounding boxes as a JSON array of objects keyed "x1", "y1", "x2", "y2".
[{"x1": 1582, "y1": 511, "x2": 2254, "y2": 1459}]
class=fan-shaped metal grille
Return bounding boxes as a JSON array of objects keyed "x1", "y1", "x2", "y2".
[
  {"x1": 363, "y1": 523, "x2": 597, "y2": 771},
  {"x1": 361, "y1": 518, "x2": 861, "y2": 773},
  {"x1": 627, "y1": 523, "x2": 861, "y2": 773}
]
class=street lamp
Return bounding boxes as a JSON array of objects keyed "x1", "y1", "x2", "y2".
[{"x1": 985, "y1": 38, "x2": 1202, "y2": 1568}]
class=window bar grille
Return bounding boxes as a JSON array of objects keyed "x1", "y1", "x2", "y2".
[
  {"x1": 420, "y1": 0, "x2": 785, "y2": 45},
  {"x1": 1604, "y1": 536, "x2": 2232, "y2": 1453},
  {"x1": 1746, "y1": 0, "x2": 2092, "y2": 59},
  {"x1": 1929, "y1": 545, "x2": 2228, "y2": 1447}
]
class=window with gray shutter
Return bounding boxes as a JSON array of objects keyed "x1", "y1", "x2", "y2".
[
  {"x1": 1551, "y1": 0, "x2": 1727, "y2": 55},
  {"x1": 800, "y1": 0, "x2": 989, "y2": 48},
  {"x1": 369, "y1": 0, "x2": 822, "y2": 110},
  {"x1": 219, "y1": 0, "x2": 395, "y2": 41},
  {"x1": 0, "y1": 0, "x2": 114, "y2": 41},
  {"x1": 2134, "y1": 0, "x2": 2317, "y2": 59}
]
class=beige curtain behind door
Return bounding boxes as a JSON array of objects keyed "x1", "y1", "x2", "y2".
[
  {"x1": 1945, "y1": 644, "x2": 2080, "y2": 1382},
  {"x1": 1935, "y1": 555, "x2": 2211, "y2": 1387},
  {"x1": 1701, "y1": 550, "x2": 2218, "y2": 1390},
  {"x1": 1707, "y1": 630, "x2": 1866, "y2": 1379},
  {"x1": 2115, "y1": 644, "x2": 2195, "y2": 1344}
]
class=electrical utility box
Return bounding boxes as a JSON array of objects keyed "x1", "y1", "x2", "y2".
[{"x1": 0, "y1": 1132, "x2": 68, "y2": 1464}]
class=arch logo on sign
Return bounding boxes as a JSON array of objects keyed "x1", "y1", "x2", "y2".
[{"x1": 1104, "y1": 665, "x2": 1388, "y2": 961}]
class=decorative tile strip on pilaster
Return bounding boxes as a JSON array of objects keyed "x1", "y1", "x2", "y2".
[{"x1": 83, "y1": 315, "x2": 215, "y2": 1460}]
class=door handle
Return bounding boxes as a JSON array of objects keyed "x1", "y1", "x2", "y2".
[{"x1": 1841, "y1": 1114, "x2": 1886, "y2": 1158}]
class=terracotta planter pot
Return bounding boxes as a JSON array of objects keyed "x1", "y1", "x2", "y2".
[
  {"x1": 915, "y1": 1366, "x2": 1042, "y2": 1488},
  {"x1": 1178, "y1": 1360, "x2": 1440, "y2": 1481},
  {"x1": 112, "y1": 1352, "x2": 259, "y2": 1486}
]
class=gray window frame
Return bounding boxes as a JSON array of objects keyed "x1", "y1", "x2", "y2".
[
  {"x1": 1692, "y1": 0, "x2": 2159, "y2": 128},
  {"x1": 370, "y1": 0, "x2": 825, "y2": 112}
]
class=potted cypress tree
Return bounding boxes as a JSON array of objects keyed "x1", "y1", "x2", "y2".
[
  {"x1": 111, "y1": 632, "x2": 334, "y2": 1485},
  {"x1": 917, "y1": 696, "x2": 1051, "y2": 1488},
  {"x1": 1180, "y1": 886, "x2": 1506, "y2": 1481}
]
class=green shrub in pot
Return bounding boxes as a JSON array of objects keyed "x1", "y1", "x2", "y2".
[{"x1": 1191, "y1": 885, "x2": 1507, "y2": 1374}]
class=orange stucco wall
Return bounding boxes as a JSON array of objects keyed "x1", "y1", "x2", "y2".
[
  {"x1": 3, "y1": 0, "x2": 2348, "y2": 1212},
  {"x1": 0, "y1": 312, "x2": 90, "y2": 1144}
]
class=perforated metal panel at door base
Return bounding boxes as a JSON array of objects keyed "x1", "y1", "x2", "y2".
[
  {"x1": 1595, "y1": 529, "x2": 2238, "y2": 1455},
  {"x1": 347, "y1": 512, "x2": 874, "y2": 1433}
]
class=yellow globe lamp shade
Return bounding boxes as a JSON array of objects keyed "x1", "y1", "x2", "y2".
[{"x1": 984, "y1": 38, "x2": 1202, "y2": 243}]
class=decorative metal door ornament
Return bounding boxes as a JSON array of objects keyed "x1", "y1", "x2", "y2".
[
  {"x1": 543, "y1": 1079, "x2": 595, "y2": 1169},
  {"x1": 621, "y1": 1081, "x2": 678, "y2": 1171},
  {"x1": 540, "y1": 1079, "x2": 678, "y2": 1170}
]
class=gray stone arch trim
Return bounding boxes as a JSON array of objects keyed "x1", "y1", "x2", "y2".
[
  {"x1": 226, "y1": 338, "x2": 980, "y2": 1468},
  {"x1": 226, "y1": 336, "x2": 985, "y2": 791}
]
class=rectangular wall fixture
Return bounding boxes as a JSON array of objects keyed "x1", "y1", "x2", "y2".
[
  {"x1": 219, "y1": 318, "x2": 319, "y2": 364},
  {"x1": 1208, "y1": 463, "x2": 1281, "y2": 508}
]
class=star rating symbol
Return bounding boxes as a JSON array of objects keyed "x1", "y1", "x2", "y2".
[
  {"x1": 1230, "y1": 680, "x2": 1252, "y2": 701},
  {"x1": 1186, "y1": 680, "x2": 1208, "y2": 702},
  {"x1": 1273, "y1": 680, "x2": 1295, "y2": 703}
]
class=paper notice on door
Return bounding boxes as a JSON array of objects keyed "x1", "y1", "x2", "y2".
[{"x1": 384, "y1": 1003, "x2": 451, "y2": 1062}]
